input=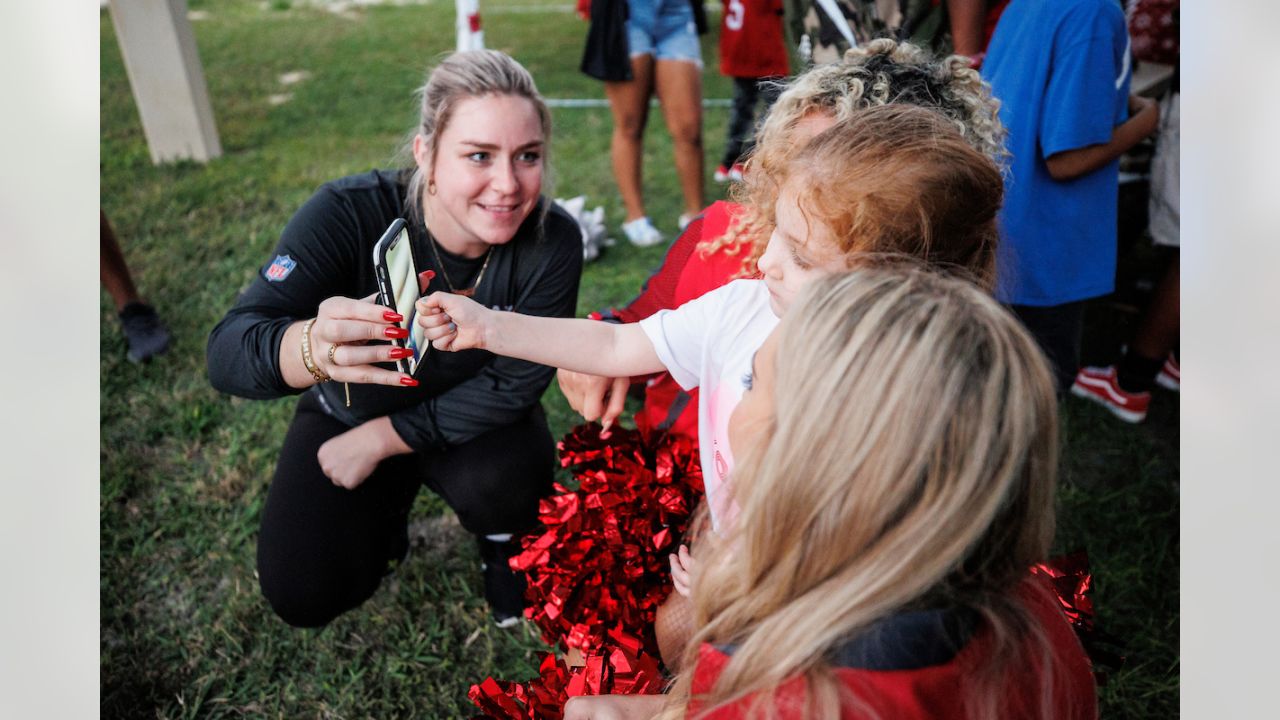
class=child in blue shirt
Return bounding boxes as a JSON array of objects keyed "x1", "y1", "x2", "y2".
[{"x1": 982, "y1": 0, "x2": 1159, "y2": 391}]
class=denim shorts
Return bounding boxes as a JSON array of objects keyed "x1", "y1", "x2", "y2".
[{"x1": 626, "y1": 0, "x2": 702, "y2": 66}]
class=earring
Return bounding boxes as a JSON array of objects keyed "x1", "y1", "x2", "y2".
[{"x1": 427, "y1": 180, "x2": 437, "y2": 196}]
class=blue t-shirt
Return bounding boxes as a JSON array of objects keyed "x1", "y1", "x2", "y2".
[{"x1": 982, "y1": 0, "x2": 1132, "y2": 306}]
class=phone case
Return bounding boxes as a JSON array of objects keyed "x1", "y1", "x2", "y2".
[{"x1": 372, "y1": 218, "x2": 425, "y2": 375}]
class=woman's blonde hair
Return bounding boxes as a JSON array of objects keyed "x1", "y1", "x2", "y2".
[
  {"x1": 704, "y1": 38, "x2": 1006, "y2": 275},
  {"x1": 400, "y1": 49, "x2": 552, "y2": 223},
  {"x1": 659, "y1": 266, "x2": 1061, "y2": 719}
]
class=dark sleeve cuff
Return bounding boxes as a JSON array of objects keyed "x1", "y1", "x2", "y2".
[{"x1": 389, "y1": 404, "x2": 450, "y2": 454}]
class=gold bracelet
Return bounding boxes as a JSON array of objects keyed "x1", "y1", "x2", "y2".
[{"x1": 300, "y1": 317, "x2": 330, "y2": 383}]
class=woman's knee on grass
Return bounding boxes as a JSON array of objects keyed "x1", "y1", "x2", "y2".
[{"x1": 256, "y1": 549, "x2": 385, "y2": 628}]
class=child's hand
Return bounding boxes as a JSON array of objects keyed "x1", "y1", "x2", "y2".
[
  {"x1": 557, "y1": 369, "x2": 630, "y2": 432},
  {"x1": 416, "y1": 291, "x2": 489, "y2": 352},
  {"x1": 669, "y1": 543, "x2": 695, "y2": 598}
]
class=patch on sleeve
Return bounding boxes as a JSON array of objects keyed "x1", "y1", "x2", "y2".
[{"x1": 264, "y1": 254, "x2": 297, "y2": 282}]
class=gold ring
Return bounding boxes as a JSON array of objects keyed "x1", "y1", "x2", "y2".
[{"x1": 328, "y1": 342, "x2": 340, "y2": 367}]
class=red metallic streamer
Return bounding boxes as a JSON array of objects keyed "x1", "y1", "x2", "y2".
[{"x1": 470, "y1": 422, "x2": 703, "y2": 717}]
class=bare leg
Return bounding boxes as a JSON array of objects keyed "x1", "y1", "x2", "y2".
[
  {"x1": 946, "y1": 0, "x2": 989, "y2": 57},
  {"x1": 101, "y1": 210, "x2": 171, "y2": 362},
  {"x1": 654, "y1": 59, "x2": 705, "y2": 217},
  {"x1": 101, "y1": 210, "x2": 141, "y2": 312},
  {"x1": 605, "y1": 55, "x2": 656, "y2": 223}
]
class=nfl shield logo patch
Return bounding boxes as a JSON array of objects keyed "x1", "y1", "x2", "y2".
[{"x1": 265, "y1": 254, "x2": 297, "y2": 282}]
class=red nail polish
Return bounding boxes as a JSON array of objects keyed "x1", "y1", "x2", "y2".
[
  {"x1": 385, "y1": 327, "x2": 408, "y2": 338},
  {"x1": 400, "y1": 376, "x2": 419, "y2": 387},
  {"x1": 384, "y1": 310, "x2": 404, "y2": 322},
  {"x1": 389, "y1": 347, "x2": 413, "y2": 359}
]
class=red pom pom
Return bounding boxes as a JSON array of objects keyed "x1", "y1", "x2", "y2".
[
  {"x1": 468, "y1": 632, "x2": 668, "y2": 717},
  {"x1": 1032, "y1": 550, "x2": 1126, "y2": 682},
  {"x1": 517, "y1": 423, "x2": 703, "y2": 656},
  {"x1": 469, "y1": 423, "x2": 704, "y2": 716}
]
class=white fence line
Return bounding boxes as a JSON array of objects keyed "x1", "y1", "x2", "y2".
[{"x1": 546, "y1": 98, "x2": 733, "y2": 108}]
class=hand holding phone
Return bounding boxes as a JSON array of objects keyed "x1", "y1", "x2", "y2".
[{"x1": 373, "y1": 219, "x2": 428, "y2": 374}]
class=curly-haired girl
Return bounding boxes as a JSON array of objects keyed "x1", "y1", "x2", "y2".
[{"x1": 558, "y1": 38, "x2": 1006, "y2": 438}]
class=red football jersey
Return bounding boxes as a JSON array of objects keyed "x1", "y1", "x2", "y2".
[{"x1": 719, "y1": 0, "x2": 790, "y2": 78}]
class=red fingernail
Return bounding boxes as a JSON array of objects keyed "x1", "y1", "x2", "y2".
[
  {"x1": 400, "y1": 376, "x2": 419, "y2": 387},
  {"x1": 385, "y1": 327, "x2": 408, "y2": 338},
  {"x1": 389, "y1": 347, "x2": 414, "y2": 359},
  {"x1": 384, "y1": 310, "x2": 404, "y2": 322}
]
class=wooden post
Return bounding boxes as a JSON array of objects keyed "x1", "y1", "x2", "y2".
[{"x1": 107, "y1": 0, "x2": 221, "y2": 164}]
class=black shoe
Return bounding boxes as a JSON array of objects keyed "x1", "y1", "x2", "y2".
[
  {"x1": 477, "y1": 537, "x2": 527, "y2": 628},
  {"x1": 118, "y1": 302, "x2": 171, "y2": 363}
]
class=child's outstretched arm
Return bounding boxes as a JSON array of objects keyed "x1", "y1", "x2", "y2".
[{"x1": 416, "y1": 292, "x2": 666, "y2": 378}]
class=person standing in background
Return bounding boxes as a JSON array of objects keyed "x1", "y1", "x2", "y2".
[
  {"x1": 579, "y1": 0, "x2": 709, "y2": 247},
  {"x1": 786, "y1": 0, "x2": 1004, "y2": 67},
  {"x1": 713, "y1": 0, "x2": 789, "y2": 184},
  {"x1": 1071, "y1": 1, "x2": 1180, "y2": 422},
  {"x1": 102, "y1": 210, "x2": 172, "y2": 364},
  {"x1": 982, "y1": 0, "x2": 1159, "y2": 393}
]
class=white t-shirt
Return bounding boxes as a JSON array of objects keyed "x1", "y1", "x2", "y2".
[{"x1": 639, "y1": 279, "x2": 778, "y2": 526}]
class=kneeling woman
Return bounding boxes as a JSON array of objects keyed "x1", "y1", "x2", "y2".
[
  {"x1": 207, "y1": 50, "x2": 582, "y2": 628},
  {"x1": 568, "y1": 267, "x2": 1096, "y2": 719}
]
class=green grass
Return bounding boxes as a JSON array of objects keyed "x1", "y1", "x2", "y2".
[{"x1": 100, "y1": 2, "x2": 1178, "y2": 717}]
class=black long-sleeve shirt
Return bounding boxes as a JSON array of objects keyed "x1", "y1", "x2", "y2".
[{"x1": 207, "y1": 169, "x2": 583, "y2": 452}]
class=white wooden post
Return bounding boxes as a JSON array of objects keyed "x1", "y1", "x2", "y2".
[
  {"x1": 107, "y1": 0, "x2": 222, "y2": 164},
  {"x1": 455, "y1": 0, "x2": 485, "y2": 51}
]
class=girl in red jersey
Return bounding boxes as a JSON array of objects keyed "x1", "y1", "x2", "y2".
[
  {"x1": 714, "y1": 0, "x2": 789, "y2": 183},
  {"x1": 566, "y1": 267, "x2": 1097, "y2": 719}
]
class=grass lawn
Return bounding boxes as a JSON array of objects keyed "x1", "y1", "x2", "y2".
[{"x1": 100, "y1": 1, "x2": 1178, "y2": 717}]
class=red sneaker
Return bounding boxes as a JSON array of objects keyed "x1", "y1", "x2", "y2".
[
  {"x1": 1071, "y1": 365, "x2": 1150, "y2": 423},
  {"x1": 1156, "y1": 353, "x2": 1179, "y2": 392},
  {"x1": 714, "y1": 163, "x2": 747, "y2": 183}
]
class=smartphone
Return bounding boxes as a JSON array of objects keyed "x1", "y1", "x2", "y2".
[{"x1": 372, "y1": 218, "x2": 426, "y2": 374}]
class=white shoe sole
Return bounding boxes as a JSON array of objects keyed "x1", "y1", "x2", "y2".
[
  {"x1": 1070, "y1": 382, "x2": 1147, "y2": 423},
  {"x1": 1155, "y1": 372, "x2": 1179, "y2": 392}
]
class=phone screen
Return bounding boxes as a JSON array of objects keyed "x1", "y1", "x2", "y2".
[{"x1": 384, "y1": 227, "x2": 426, "y2": 372}]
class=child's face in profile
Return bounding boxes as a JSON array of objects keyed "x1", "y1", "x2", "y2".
[{"x1": 757, "y1": 182, "x2": 846, "y2": 316}]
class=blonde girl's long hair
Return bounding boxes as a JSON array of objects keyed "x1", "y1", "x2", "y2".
[
  {"x1": 658, "y1": 267, "x2": 1061, "y2": 719},
  {"x1": 704, "y1": 37, "x2": 1006, "y2": 275}
]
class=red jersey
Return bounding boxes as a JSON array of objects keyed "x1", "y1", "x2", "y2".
[
  {"x1": 719, "y1": 0, "x2": 790, "y2": 78},
  {"x1": 688, "y1": 578, "x2": 1098, "y2": 719},
  {"x1": 596, "y1": 201, "x2": 753, "y2": 439}
]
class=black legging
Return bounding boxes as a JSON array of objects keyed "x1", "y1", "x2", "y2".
[
  {"x1": 721, "y1": 76, "x2": 783, "y2": 168},
  {"x1": 256, "y1": 391, "x2": 555, "y2": 628}
]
